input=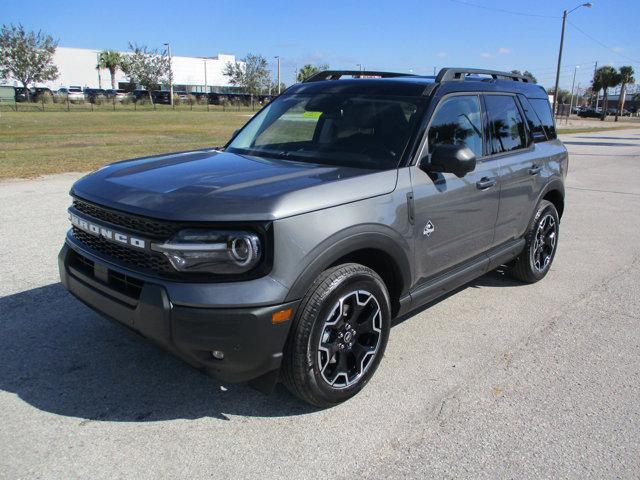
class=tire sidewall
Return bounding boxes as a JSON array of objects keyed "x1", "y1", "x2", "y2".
[
  {"x1": 304, "y1": 271, "x2": 391, "y2": 404},
  {"x1": 526, "y1": 201, "x2": 560, "y2": 280}
]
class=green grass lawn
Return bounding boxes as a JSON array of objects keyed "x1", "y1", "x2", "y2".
[
  {"x1": 0, "y1": 110, "x2": 251, "y2": 178},
  {"x1": 1, "y1": 109, "x2": 638, "y2": 180}
]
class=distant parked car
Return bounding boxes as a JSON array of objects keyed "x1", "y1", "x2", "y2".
[
  {"x1": 577, "y1": 108, "x2": 603, "y2": 118},
  {"x1": 14, "y1": 87, "x2": 30, "y2": 102},
  {"x1": 105, "y1": 89, "x2": 130, "y2": 101},
  {"x1": 58, "y1": 86, "x2": 85, "y2": 102},
  {"x1": 32, "y1": 87, "x2": 54, "y2": 98},
  {"x1": 84, "y1": 88, "x2": 107, "y2": 102},
  {"x1": 153, "y1": 90, "x2": 172, "y2": 104}
]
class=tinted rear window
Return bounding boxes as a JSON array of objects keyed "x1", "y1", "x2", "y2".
[
  {"x1": 518, "y1": 94, "x2": 546, "y2": 142},
  {"x1": 484, "y1": 95, "x2": 527, "y2": 154},
  {"x1": 529, "y1": 98, "x2": 556, "y2": 140}
]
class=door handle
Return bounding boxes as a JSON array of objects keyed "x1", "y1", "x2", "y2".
[
  {"x1": 528, "y1": 165, "x2": 542, "y2": 175},
  {"x1": 476, "y1": 177, "x2": 497, "y2": 190}
]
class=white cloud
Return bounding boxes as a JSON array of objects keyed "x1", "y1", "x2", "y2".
[
  {"x1": 498, "y1": 47, "x2": 511, "y2": 54},
  {"x1": 613, "y1": 46, "x2": 624, "y2": 53},
  {"x1": 480, "y1": 52, "x2": 494, "y2": 59},
  {"x1": 436, "y1": 52, "x2": 447, "y2": 59}
]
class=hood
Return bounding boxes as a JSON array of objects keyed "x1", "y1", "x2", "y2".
[{"x1": 71, "y1": 149, "x2": 398, "y2": 221}]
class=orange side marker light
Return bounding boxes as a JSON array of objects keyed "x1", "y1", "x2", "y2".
[{"x1": 272, "y1": 308, "x2": 293, "y2": 324}]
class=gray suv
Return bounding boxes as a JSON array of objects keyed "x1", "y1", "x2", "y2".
[{"x1": 59, "y1": 68, "x2": 567, "y2": 407}]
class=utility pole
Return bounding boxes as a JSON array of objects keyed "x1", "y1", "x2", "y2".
[
  {"x1": 552, "y1": 3, "x2": 592, "y2": 117},
  {"x1": 552, "y1": 10, "x2": 568, "y2": 118},
  {"x1": 275, "y1": 56, "x2": 281, "y2": 94},
  {"x1": 568, "y1": 65, "x2": 579, "y2": 123},
  {"x1": 164, "y1": 42, "x2": 173, "y2": 107},
  {"x1": 592, "y1": 61, "x2": 598, "y2": 108}
]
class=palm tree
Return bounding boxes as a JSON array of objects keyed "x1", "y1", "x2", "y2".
[
  {"x1": 296, "y1": 64, "x2": 329, "y2": 83},
  {"x1": 593, "y1": 66, "x2": 621, "y2": 121},
  {"x1": 615, "y1": 66, "x2": 635, "y2": 121},
  {"x1": 98, "y1": 50, "x2": 122, "y2": 89}
]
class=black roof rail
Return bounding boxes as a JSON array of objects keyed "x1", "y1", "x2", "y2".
[
  {"x1": 436, "y1": 68, "x2": 529, "y2": 83},
  {"x1": 303, "y1": 70, "x2": 415, "y2": 83}
]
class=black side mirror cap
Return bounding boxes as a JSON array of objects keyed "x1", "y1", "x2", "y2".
[{"x1": 421, "y1": 144, "x2": 476, "y2": 178}]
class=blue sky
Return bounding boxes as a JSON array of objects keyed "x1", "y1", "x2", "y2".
[{"x1": 4, "y1": 0, "x2": 640, "y2": 91}]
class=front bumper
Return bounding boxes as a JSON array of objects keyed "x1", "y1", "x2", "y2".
[{"x1": 58, "y1": 242, "x2": 298, "y2": 384}]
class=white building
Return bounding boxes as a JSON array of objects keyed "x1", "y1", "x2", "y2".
[{"x1": 30, "y1": 46, "x2": 239, "y2": 92}]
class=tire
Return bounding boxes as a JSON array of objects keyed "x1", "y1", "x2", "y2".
[
  {"x1": 510, "y1": 200, "x2": 560, "y2": 283},
  {"x1": 282, "y1": 263, "x2": 391, "y2": 407}
]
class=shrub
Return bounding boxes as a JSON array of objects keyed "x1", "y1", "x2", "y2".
[
  {"x1": 187, "y1": 94, "x2": 197, "y2": 106},
  {"x1": 90, "y1": 95, "x2": 104, "y2": 105},
  {"x1": 37, "y1": 92, "x2": 53, "y2": 104},
  {"x1": 172, "y1": 93, "x2": 181, "y2": 106},
  {"x1": 54, "y1": 93, "x2": 67, "y2": 104}
]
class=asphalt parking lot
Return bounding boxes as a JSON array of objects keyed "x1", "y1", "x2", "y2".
[{"x1": 1, "y1": 128, "x2": 639, "y2": 479}]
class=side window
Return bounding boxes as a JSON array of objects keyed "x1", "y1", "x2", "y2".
[
  {"x1": 485, "y1": 95, "x2": 527, "y2": 154},
  {"x1": 428, "y1": 95, "x2": 483, "y2": 158},
  {"x1": 530, "y1": 98, "x2": 557, "y2": 140},
  {"x1": 517, "y1": 94, "x2": 547, "y2": 142}
]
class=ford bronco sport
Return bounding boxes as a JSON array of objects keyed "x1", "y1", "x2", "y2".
[{"x1": 59, "y1": 68, "x2": 567, "y2": 407}]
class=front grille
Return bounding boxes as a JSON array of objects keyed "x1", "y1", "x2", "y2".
[
  {"x1": 72, "y1": 227, "x2": 173, "y2": 275},
  {"x1": 72, "y1": 197, "x2": 182, "y2": 238}
]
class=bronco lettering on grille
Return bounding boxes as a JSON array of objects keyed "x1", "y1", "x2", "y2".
[{"x1": 69, "y1": 212, "x2": 146, "y2": 250}]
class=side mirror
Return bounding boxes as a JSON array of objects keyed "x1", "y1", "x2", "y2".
[
  {"x1": 531, "y1": 131, "x2": 546, "y2": 143},
  {"x1": 421, "y1": 144, "x2": 476, "y2": 178}
]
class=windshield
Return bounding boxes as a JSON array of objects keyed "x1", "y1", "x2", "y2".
[{"x1": 226, "y1": 93, "x2": 425, "y2": 169}]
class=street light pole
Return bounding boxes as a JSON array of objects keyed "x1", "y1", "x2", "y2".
[
  {"x1": 274, "y1": 56, "x2": 281, "y2": 95},
  {"x1": 552, "y1": 3, "x2": 592, "y2": 117},
  {"x1": 164, "y1": 42, "x2": 173, "y2": 107}
]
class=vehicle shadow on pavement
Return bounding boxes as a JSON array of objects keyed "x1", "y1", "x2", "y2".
[
  {"x1": 392, "y1": 269, "x2": 522, "y2": 327},
  {"x1": 0, "y1": 283, "x2": 318, "y2": 422}
]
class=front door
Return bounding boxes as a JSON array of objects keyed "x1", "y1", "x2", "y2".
[{"x1": 410, "y1": 94, "x2": 500, "y2": 285}]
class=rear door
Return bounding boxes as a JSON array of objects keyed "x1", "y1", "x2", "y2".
[
  {"x1": 483, "y1": 94, "x2": 539, "y2": 244},
  {"x1": 410, "y1": 93, "x2": 501, "y2": 284}
]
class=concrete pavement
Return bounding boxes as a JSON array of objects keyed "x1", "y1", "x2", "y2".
[{"x1": 1, "y1": 129, "x2": 639, "y2": 479}]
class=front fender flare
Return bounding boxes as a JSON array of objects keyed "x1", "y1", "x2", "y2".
[{"x1": 284, "y1": 224, "x2": 412, "y2": 303}]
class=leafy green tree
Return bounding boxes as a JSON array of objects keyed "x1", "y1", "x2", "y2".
[
  {"x1": 510, "y1": 69, "x2": 537, "y2": 84},
  {"x1": 593, "y1": 66, "x2": 621, "y2": 120},
  {"x1": 121, "y1": 43, "x2": 171, "y2": 106},
  {"x1": 224, "y1": 54, "x2": 270, "y2": 101},
  {"x1": 547, "y1": 87, "x2": 571, "y2": 105},
  {"x1": 0, "y1": 24, "x2": 58, "y2": 100},
  {"x1": 296, "y1": 64, "x2": 330, "y2": 82},
  {"x1": 615, "y1": 66, "x2": 635, "y2": 121},
  {"x1": 98, "y1": 50, "x2": 122, "y2": 89}
]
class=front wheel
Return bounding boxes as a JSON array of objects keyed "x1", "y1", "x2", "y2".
[
  {"x1": 282, "y1": 263, "x2": 391, "y2": 407},
  {"x1": 510, "y1": 200, "x2": 560, "y2": 283}
]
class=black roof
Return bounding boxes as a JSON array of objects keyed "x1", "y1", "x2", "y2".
[{"x1": 285, "y1": 68, "x2": 549, "y2": 100}]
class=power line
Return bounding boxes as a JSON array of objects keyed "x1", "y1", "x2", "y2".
[
  {"x1": 448, "y1": 0, "x2": 558, "y2": 19},
  {"x1": 567, "y1": 20, "x2": 640, "y2": 65}
]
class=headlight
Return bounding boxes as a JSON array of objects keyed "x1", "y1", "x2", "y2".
[{"x1": 151, "y1": 229, "x2": 261, "y2": 274}]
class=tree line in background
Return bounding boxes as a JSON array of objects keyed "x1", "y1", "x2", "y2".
[
  {"x1": 591, "y1": 65, "x2": 635, "y2": 121},
  {"x1": 0, "y1": 23, "x2": 328, "y2": 105},
  {"x1": 2, "y1": 23, "x2": 637, "y2": 117}
]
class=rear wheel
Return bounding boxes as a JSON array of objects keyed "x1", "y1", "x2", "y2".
[
  {"x1": 510, "y1": 200, "x2": 560, "y2": 283},
  {"x1": 282, "y1": 263, "x2": 391, "y2": 407}
]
